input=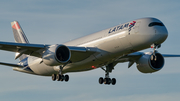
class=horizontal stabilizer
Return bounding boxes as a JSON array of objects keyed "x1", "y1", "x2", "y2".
[{"x1": 0, "y1": 62, "x2": 23, "y2": 68}]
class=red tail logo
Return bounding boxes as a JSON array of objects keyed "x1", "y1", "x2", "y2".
[{"x1": 12, "y1": 22, "x2": 20, "y2": 30}]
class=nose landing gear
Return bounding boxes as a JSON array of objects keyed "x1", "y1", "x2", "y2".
[{"x1": 151, "y1": 44, "x2": 161, "y2": 61}]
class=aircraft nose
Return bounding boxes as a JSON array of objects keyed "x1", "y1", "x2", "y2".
[
  {"x1": 147, "y1": 21, "x2": 168, "y2": 44},
  {"x1": 154, "y1": 25, "x2": 168, "y2": 44}
]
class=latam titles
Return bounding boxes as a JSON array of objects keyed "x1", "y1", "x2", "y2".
[{"x1": 108, "y1": 23, "x2": 129, "y2": 34}]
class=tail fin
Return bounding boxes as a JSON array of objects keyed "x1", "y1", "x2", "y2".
[
  {"x1": 11, "y1": 21, "x2": 29, "y2": 44},
  {"x1": 11, "y1": 21, "x2": 29, "y2": 60}
]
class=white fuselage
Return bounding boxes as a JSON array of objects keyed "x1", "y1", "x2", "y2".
[{"x1": 13, "y1": 17, "x2": 168, "y2": 76}]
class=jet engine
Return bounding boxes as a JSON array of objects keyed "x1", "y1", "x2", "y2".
[
  {"x1": 42, "y1": 44, "x2": 71, "y2": 66},
  {"x1": 136, "y1": 52, "x2": 164, "y2": 73}
]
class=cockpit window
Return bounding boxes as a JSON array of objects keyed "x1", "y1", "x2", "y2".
[{"x1": 148, "y1": 22, "x2": 164, "y2": 27}]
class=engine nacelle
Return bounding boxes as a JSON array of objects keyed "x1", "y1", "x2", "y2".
[
  {"x1": 42, "y1": 44, "x2": 71, "y2": 66},
  {"x1": 136, "y1": 52, "x2": 164, "y2": 73}
]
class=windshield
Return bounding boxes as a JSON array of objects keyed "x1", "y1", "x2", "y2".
[{"x1": 148, "y1": 22, "x2": 164, "y2": 27}]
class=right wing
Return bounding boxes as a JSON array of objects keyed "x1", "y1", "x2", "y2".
[
  {"x1": 0, "y1": 41, "x2": 47, "y2": 58},
  {"x1": 0, "y1": 41, "x2": 98, "y2": 62}
]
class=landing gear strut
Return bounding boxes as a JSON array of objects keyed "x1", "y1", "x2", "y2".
[{"x1": 99, "y1": 63, "x2": 116, "y2": 85}]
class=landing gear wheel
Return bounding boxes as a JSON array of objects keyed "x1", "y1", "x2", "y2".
[
  {"x1": 108, "y1": 78, "x2": 111, "y2": 85},
  {"x1": 99, "y1": 77, "x2": 104, "y2": 84},
  {"x1": 51, "y1": 73, "x2": 69, "y2": 82},
  {"x1": 56, "y1": 74, "x2": 61, "y2": 81},
  {"x1": 104, "y1": 78, "x2": 109, "y2": 84},
  {"x1": 112, "y1": 78, "x2": 116, "y2": 85},
  {"x1": 60, "y1": 75, "x2": 64, "y2": 81},
  {"x1": 64, "y1": 75, "x2": 69, "y2": 82},
  {"x1": 52, "y1": 74, "x2": 56, "y2": 81},
  {"x1": 99, "y1": 77, "x2": 116, "y2": 85}
]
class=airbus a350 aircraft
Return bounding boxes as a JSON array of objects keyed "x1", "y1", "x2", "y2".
[{"x1": 0, "y1": 17, "x2": 179, "y2": 85}]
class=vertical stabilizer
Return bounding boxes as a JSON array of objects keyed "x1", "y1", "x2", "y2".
[
  {"x1": 11, "y1": 21, "x2": 29, "y2": 60},
  {"x1": 11, "y1": 21, "x2": 29, "y2": 43}
]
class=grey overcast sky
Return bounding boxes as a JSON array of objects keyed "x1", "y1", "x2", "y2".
[{"x1": 0, "y1": 0, "x2": 180, "y2": 101}]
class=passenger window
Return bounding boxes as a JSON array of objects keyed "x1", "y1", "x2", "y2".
[{"x1": 148, "y1": 22, "x2": 164, "y2": 27}]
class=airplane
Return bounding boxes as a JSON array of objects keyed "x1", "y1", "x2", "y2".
[{"x1": 0, "y1": 17, "x2": 179, "y2": 85}]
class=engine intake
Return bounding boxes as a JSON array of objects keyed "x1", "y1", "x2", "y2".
[
  {"x1": 136, "y1": 52, "x2": 164, "y2": 73},
  {"x1": 55, "y1": 45, "x2": 70, "y2": 63},
  {"x1": 150, "y1": 53, "x2": 164, "y2": 70},
  {"x1": 42, "y1": 44, "x2": 71, "y2": 66}
]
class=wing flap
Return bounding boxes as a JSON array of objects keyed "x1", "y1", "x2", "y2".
[
  {"x1": 68, "y1": 46, "x2": 98, "y2": 62},
  {"x1": 115, "y1": 52, "x2": 143, "y2": 62},
  {"x1": 68, "y1": 46, "x2": 97, "y2": 52}
]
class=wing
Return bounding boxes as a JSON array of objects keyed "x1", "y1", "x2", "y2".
[
  {"x1": 0, "y1": 41, "x2": 97, "y2": 62},
  {"x1": 68, "y1": 46, "x2": 98, "y2": 62},
  {"x1": 161, "y1": 54, "x2": 180, "y2": 57},
  {"x1": 115, "y1": 52, "x2": 143, "y2": 62},
  {"x1": 114, "y1": 52, "x2": 143, "y2": 68},
  {"x1": 0, "y1": 41, "x2": 47, "y2": 58},
  {"x1": 114, "y1": 52, "x2": 180, "y2": 68}
]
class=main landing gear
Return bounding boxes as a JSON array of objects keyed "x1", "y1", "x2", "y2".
[
  {"x1": 99, "y1": 63, "x2": 116, "y2": 85},
  {"x1": 52, "y1": 74, "x2": 69, "y2": 82},
  {"x1": 51, "y1": 65, "x2": 69, "y2": 82}
]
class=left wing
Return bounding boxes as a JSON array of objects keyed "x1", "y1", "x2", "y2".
[
  {"x1": 115, "y1": 52, "x2": 143, "y2": 62},
  {"x1": 161, "y1": 54, "x2": 180, "y2": 57},
  {"x1": 115, "y1": 52, "x2": 180, "y2": 68},
  {"x1": 115, "y1": 52, "x2": 143, "y2": 68},
  {"x1": 116, "y1": 52, "x2": 180, "y2": 62}
]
